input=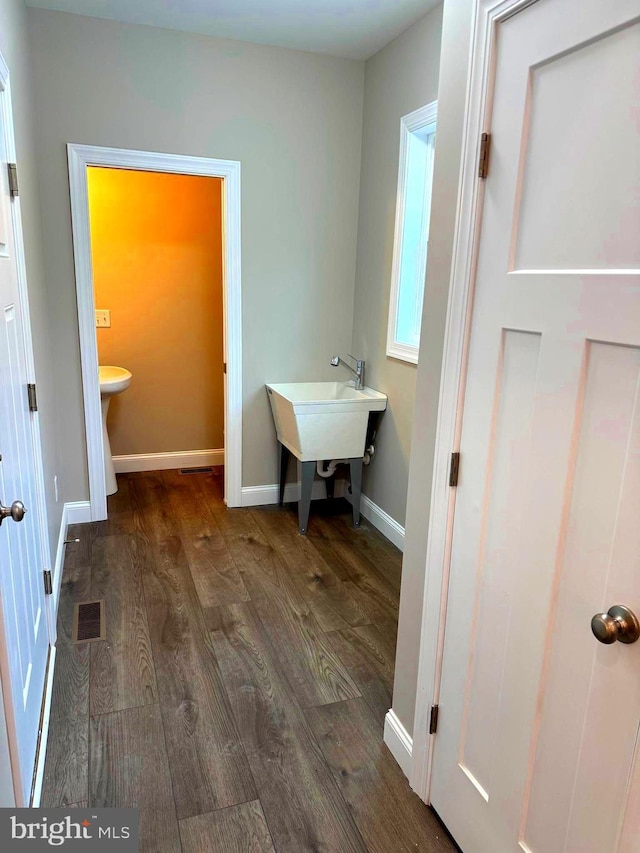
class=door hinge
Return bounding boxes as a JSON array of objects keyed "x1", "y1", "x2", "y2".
[
  {"x1": 7, "y1": 163, "x2": 19, "y2": 197},
  {"x1": 449, "y1": 451, "x2": 460, "y2": 487},
  {"x1": 478, "y1": 132, "x2": 491, "y2": 179},
  {"x1": 429, "y1": 704, "x2": 439, "y2": 735},
  {"x1": 223, "y1": 362, "x2": 227, "y2": 374},
  {"x1": 43, "y1": 570, "x2": 52, "y2": 596},
  {"x1": 27, "y1": 383, "x2": 38, "y2": 412}
]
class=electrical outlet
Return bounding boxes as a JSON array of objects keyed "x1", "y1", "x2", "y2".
[
  {"x1": 54, "y1": 475, "x2": 59, "y2": 503},
  {"x1": 95, "y1": 309, "x2": 111, "y2": 328}
]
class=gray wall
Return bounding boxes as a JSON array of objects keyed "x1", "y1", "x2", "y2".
[
  {"x1": 0, "y1": 0, "x2": 62, "y2": 561},
  {"x1": 27, "y1": 8, "x2": 365, "y2": 501},
  {"x1": 351, "y1": 6, "x2": 443, "y2": 527},
  {"x1": 392, "y1": 0, "x2": 475, "y2": 735}
]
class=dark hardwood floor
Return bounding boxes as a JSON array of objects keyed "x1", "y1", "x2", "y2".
[{"x1": 41, "y1": 468, "x2": 456, "y2": 852}]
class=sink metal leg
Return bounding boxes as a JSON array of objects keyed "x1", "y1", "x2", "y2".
[
  {"x1": 298, "y1": 461, "x2": 315, "y2": 535},
  {"x1": 325, "y1": 474, "x2": 335, "y2": 500},
  {"x1": 349, "y1": 457, "x2": 363, "y2": 528},
  {"x1": 278, "y1": 442, "x2": 290, "y2": 506}
]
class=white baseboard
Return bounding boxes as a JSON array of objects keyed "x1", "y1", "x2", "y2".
[
  {"x1": 241, "y1": 481, "x2": 405, "y2": 551},
  {"x1": 34, "y1": 495, "x2": 93, "y2": 803},
  {"x1": 53, "y1": 505, "x2": 69, "y2": 579},
  {"x1": 51, "y1": 504, "x2": 69, "y2": 623},
  {"x1": 358, "y1": 494, "x2": 405, "y2": 552},
  {"x1": 113, "y1": 448, "x2": 224, "y2": 474},
  {"x1": 384, "y1": 709, "x2": 413, "y2": 779},
  {"x1": 65, "y1": 500, "x2": 92, "y2": 525},
  {"x1": 48, "y1": 500, "x2": 91, "y2": 639},
  {"x1": 30, "y1": 645, "x2": 57, "y2": 807},
  {"x1": 241, "y1": 478, "x2": 345, "y2": 507}
]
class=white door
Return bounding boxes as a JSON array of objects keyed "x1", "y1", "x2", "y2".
[
  {"x1": 0, "y1": 71, "x2": 50, "y2": 805},
  {"x1": 430, "y1": 1, "x2": 640, "y2": 851}
]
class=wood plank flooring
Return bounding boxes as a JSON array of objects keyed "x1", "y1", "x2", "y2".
[
  {"x1": 179, "y1": 801, "x2": 275, "y2": 853},
  {"x1": 42, "y1": 469, "x2": 456, "y2": 852}
]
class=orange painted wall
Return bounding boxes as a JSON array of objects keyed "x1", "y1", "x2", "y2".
[{"x1": 88, "y1": 167, "x2": 224, "y2": 457}]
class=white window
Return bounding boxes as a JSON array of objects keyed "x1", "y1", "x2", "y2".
[{"x1": 387, "y1": 101, "x2": 437, "y2": 364}]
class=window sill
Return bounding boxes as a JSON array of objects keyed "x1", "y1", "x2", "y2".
[{"x1": 386, "y1": 342, "x2": 419, "y2": 365}]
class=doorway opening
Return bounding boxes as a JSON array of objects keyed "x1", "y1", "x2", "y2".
[
  {"x1": 88, "y1": 166, "x2": 225, "y2": 496},
  {"x1": 68, "y1": 145, "x2": 242, "y2": 521}
]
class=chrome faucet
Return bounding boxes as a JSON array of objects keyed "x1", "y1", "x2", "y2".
[{"x1": 330, "y1": 354, "x2": 365, "y2": 390}]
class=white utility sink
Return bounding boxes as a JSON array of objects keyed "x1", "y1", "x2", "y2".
[{"x1": 266, "y1": 381, "x2": 387, "y2": 461}]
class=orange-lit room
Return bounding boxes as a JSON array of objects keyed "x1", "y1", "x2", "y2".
[{"x1": 87, "y1": 168, "x2": 225, "y2": 494}]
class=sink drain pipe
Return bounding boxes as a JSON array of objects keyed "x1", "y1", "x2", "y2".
[
  {"x1": 316, "y1": 445, "x2": 375, "y2": 479},
  {"x1": 316, "y1": 459, "x2": 347, "y2": 478}
]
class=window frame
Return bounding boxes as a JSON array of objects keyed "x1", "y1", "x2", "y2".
[{"x1": 386, "y1": 100, "x2": 438, "y2": 364}]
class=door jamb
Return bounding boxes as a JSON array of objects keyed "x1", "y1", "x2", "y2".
[
  {"x1": 67, "y1": 144, "x2": 243, "y2": 520},
  {"x1": 409, "y1": 0, "x2": 539, "y2": 802}
]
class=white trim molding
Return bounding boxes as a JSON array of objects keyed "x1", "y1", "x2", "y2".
[
  {"x1": 387, "y1": 100, "x2": 438, "y2": 365},
  {"x1": 356, "y1": 495, "x2": 405, "y2": 552},
  {"x1": 241, "y1": 482, "x2": 405, "y2": 551},
  {"x1": 34, "y1": 491, "x2": 93, "y2": 804},
  {"x1": 65, "y1": 501, "x2": 92, "y2": 526},
  {"x1": 409, "y1": 0, "x2": 539, "y2": 806},
  {"x1": 50, "y1": 500, "x2": 92, "y2": 636},
  {"x1": 241, "y1": 479, "x2": 345, "y2": 508},
  {"x1": 30, "y1": 646, "x2": 56, "y2": 807},
  {"x1": 35, "y1": 492, "x2": 95, "y2": 799},
  {"x1": 384, "y1": 709, "x2": 413, "y2": 779},
  {"x1": 67, "y1": 144, "x2": 242, "y2": 521},
  {"x1": 50, "y1": 505, "x2": 69, "y2": 631},
  {"x1": 113, "y1": 448, "x2": 224, "y2": 474}
]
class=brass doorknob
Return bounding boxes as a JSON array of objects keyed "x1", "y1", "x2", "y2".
[
  {"x1": 0, "y1": 500, "x2": 26, "y2": 527},
  {"x1": 591, "y1": 605, "x2": 640, "y2": 645}
]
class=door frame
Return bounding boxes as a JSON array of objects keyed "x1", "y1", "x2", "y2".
[
  {"x1": 409, "y1": 0, "x2": 539, "y2": 802},
  {"x1": 67, "y1": 144, "x2": 242, "y2": 520}
]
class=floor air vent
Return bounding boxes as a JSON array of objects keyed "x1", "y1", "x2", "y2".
[
  {"x1": 179, "y1": 466, "x2": 213, "y2": 475},
  {"x1": 72, "y1": 600, "x2": 105, "y2": 644}
]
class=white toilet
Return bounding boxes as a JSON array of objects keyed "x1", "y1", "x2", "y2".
[{"x1": 98, "y1": 365, "x2": 132, "y2": 495}]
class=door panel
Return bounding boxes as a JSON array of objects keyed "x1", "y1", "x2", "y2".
[
  {"x1": 514, "y1": 22, "x2": 640, "y2": 271},
  {"x1": 430, "y1": 1, "x2": 640, "y2": 850},
  {"x1": 523, "y1": 341, "x2": 640, "y2": 851},
  {"x1": 460, "y1": 329, "x2": 541, "y2": 800},
  {"x1": 0, "y1": 76, "x2": 49, "y2": 805}
]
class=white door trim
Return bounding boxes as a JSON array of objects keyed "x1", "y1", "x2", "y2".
[
  {"x1": 409, "y1": 0, "x2": 539, "y2": 802},
  {"x1": 67, "y1": 144, "x2": 243, "y2": 519}
]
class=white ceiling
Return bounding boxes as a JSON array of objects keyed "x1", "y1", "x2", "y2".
[{"x1": 25, "y1": 0, "x2": 441, "y2": 60}]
